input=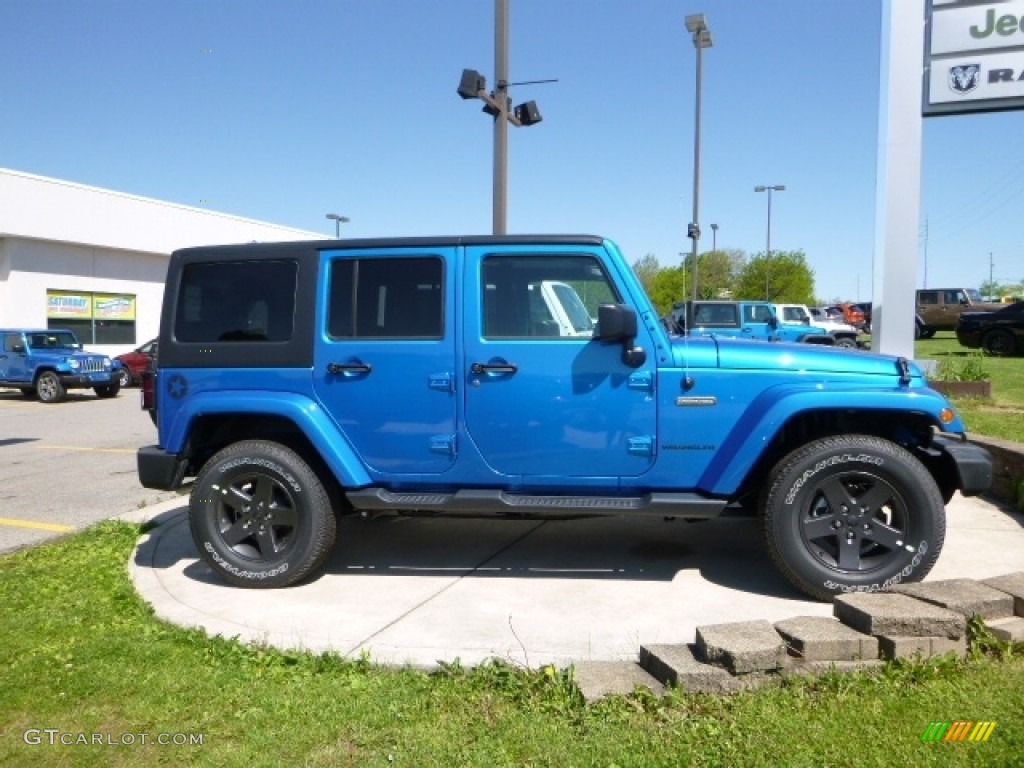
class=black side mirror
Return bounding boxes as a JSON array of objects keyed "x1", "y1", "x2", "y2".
[
  {"x1": 12, "y1": 343, "x2": 26, "y2": 354},
  {"x1": 597, "y1": 304, "x2": 646, "y2": 368}
]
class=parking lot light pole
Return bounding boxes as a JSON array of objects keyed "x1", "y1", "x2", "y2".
[
  {"x1": 325, "y1": 213, "x2": 350, "y2": 238},
  {"x1": 457, "y1": 0, "x2": 549, "y2": 235},
  {"x1": 685, "y1": 13, "x2": 712, "y2": 302},
  {"x1": 754, "y1": 185, "x2": 785, "y2": 299},
  {"x1": 711, "y1": 222, "x2": 718, "y2": 252}
]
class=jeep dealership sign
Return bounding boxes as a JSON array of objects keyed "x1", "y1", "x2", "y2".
[{"x1": 925, "y1": 0, "x2": 1024, "y2": 115}]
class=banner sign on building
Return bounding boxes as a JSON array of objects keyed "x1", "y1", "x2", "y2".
[
  {"x1": 925, "y1": 0, "x2": 1024, "y2": 115},
  {"x1": 47, "y1": 291, "x2": 136, "y2": 321},
  {"x1": 47, "y1": 292, "x2": 92, "y2": 318}
]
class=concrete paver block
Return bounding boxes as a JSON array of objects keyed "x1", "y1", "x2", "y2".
[
  {"x1": 781, "y1": 657, "x2": 885, "y2": 677},
  {"x1": 640, "y1": 644, "x2": 742, "y2": 695},
  {"x1": 890, "y1": 579, "x2": 1014, "y2": 620},
  {"x1": 572, "y1": 661, "x2": 665, "y2": 703},
  {"x1": 834, "y1": 592, "x2": 966, "y2": 640},
  {"x1": 696, "y1": 620, "x2": 787, "y2": 674},
  {"x1": 986, "y1": 616, "x2": 1024, "y2": 644},
  {"x1": 982, "y1": 572, "x2": 1024, "y2": 616},
  {"x1": 877, "y1": 635, "x2": 967, "y2": 660},
  {"x1": 774, "y1": 616, "x2": 879, "y2": 661}
]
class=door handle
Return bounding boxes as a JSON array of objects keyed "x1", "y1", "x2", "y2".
[
  {"x1": 327, "y1": 361, "x2": 372, "y2": 375},
  {"x1": 470, "y1": 361, "x2": 518, "y2": 375}
]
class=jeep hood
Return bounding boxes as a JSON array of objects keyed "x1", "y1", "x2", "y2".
[{"x1": 671, "y1": 336, "x2": 922, "y2": 380}]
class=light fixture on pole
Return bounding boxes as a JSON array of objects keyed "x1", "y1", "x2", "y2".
[
  {"x1": 754, "y1": 185, "x2": 785, "y2": 299},
  {"x1": 456, "y1": 0, "x2": 553, "y2": 235},
  {"x1": 685, "y1": 13, "x2": 712, "y2": 302},
  {"x1": 710, "y1": 222, "x2": 719, "y2": 252},
  {"x1": 325, "y1": 213, "x2": 350, "y2": 238}
]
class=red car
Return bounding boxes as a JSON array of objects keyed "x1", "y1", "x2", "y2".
[{"x1": 114, "y1": 339, "x2": 157, "y2": 387}]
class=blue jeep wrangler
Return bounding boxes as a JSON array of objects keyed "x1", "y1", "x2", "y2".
[
  {"x1": 0, "y1": 328, "x2": 120, "y2": 402},
  {"x1": 669, "y1": 300, "x2": 835, "y2": 344},
  {"x1": 137, "y1": 236, "x2": 991, "y2": 600}
]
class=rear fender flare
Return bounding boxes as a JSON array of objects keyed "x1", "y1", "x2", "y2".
[{"x1": 164, "y1": 390, "x2": 371, "y2": 488}]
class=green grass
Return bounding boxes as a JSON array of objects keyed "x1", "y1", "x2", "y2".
[
  {"x1": 914, "y1": 333, "x2": 1024, "y2": 441},
  {"x1": 2, "y1": 522, "x2": 1023, "y2": 767}
]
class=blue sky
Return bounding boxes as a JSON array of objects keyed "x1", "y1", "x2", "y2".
[{"x1": 2, "y1": 0, "x2": 1022, "y2": 301}]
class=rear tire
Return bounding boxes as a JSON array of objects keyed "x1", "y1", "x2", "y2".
[
  {"x1": 763, "y1": 435, "x2": 944, "y2": 601},
  {"x1": 116, "y1": 367, "x2": 132, "y2": 388},
  {"x1": 190, "y1": 440, "x2": 337, "y2": 588}
]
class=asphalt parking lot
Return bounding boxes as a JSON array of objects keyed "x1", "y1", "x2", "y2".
[{"x1": 0, "y1": 388, "x2": 179, "y2": 554}]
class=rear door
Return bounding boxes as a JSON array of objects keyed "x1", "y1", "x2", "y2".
[
  {"x1": 0, "y1": 333, "x2": 28, "y2": 381},
  {"x1": 313, "y1": 247, "x2": 457, "y2": 475},
  {"x1": 462, "y1": 244, "x2": 658, "y2": 478}
]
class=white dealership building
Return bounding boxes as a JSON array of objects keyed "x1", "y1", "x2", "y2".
[{"x1": 0, "y1": 167, "x2": 325, "y2": 355}]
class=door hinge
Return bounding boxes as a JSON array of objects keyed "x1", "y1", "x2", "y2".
[
  {"x1": 430, "y1": 434, "x2": 456, "y2": 456},
  {"x1": 627, "y1": 436, "x2": 655, "y2": 457},
  {"x1": 627, "y1": 371, "x2": 654, "y2": 393},
  {"x1": 428, "y1": 372, "x2": 455, "y2": 393}
]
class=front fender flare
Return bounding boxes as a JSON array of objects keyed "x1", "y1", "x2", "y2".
[{"x1": 697, "y1": 383, "x2": 960, "y2": 495}]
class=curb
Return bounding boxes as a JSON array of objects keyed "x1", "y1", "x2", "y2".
[{"x1": 573, "y1": 573, "x2": 1024, "y2": 702}]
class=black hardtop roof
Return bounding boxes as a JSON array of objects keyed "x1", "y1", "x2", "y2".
[{"x1": 173, "y1": 234, "x2": 607, "y2": 258}]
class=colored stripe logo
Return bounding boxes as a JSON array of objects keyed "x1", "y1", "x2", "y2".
[{"x1": 921, "y1": 721, "x2": 997, "y2": 742}]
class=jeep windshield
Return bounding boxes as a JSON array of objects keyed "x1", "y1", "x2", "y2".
[{"x1": 28, "y1": 331, "x2": 80, "y2": 350}]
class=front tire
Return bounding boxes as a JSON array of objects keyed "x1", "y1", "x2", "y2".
[
  {"x1": 190, "y1": 440, "x2": 336, "y2": 588},
  {"x1": 763, "y1": 435, "x2": 945, "y2": 601},
  {"x1": 36, "y1": 371, "x2": 66, "y2": 403},
  {"x1": 116, "y1": 367, "x2": 132, "y2": 387},
  {"x1": 94, "y1": 382, "x2": 120, "y2": 398}
]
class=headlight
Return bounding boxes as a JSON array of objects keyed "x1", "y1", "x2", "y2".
[
  {"x1": 68, "y1": 358, "x2": 80, "y2": 370},
  {"x1": 103, "y1": 357, "x2": 112, "y2": 370}
]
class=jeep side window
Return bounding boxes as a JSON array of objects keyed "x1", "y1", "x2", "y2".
[
  {"x1": 481, "y1": 254, "x2": 616, "y2": 339},
  {"x1": 918, "y1": 291, "x2": 938, "y2": 306},
  {"x1": 327, "y1": 257, "x2": 443, "y2": 339},
  {"x1": 174, "y1": 260, "x2": 297, "y2": 343},
  {"x1": 3, "y1": 334, "x2": 24, "y2": 353}
]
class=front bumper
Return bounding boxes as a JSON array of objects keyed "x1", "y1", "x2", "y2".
[
  {"x1": 59, "y1": 372, "x2": 116, "y2": 388},
  {"x1": 933, "y1": 434, "x2": 992, "y2": 497}
]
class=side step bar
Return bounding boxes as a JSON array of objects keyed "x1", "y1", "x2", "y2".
[{"x1": 346, "y1": 488, "x2": 728, "y2": 520}]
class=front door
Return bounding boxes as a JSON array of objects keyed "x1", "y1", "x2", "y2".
[{"x1": 463, "y1": 246, "x2": 658, "y2": 479}]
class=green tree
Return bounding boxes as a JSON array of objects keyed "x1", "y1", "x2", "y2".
[
  {"x1": 734, "y1": 250, "x2": 816, "y2": 303},
  {"x1": 646, "y1": 265, "x2": 688, "y2": 316},
  {"x1": 630, "y1": 253, "x2": 661, "y2": 297},
  {"x1": 979, "y1": 279, "x2": 1003, "y2": 301},
  {"x1": 697, "y1": 248, "x2": 745, "y2": 299}
]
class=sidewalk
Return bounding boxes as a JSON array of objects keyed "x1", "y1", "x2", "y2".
[{"x1": 125, "y1": 493, "x2": 1024, "y2": 670}]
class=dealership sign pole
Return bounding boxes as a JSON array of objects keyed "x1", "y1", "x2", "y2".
[{"x1": 873, "y1": 0, "x2": 1024, "y2": 358}]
